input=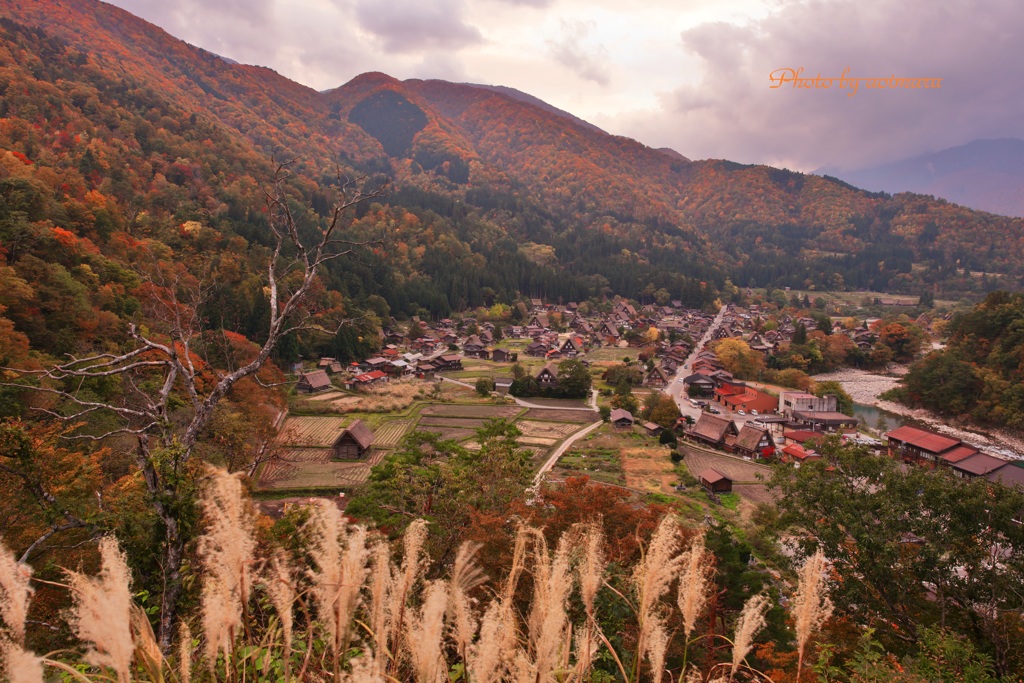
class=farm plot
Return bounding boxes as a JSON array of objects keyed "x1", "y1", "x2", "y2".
[
  {"x1": 679, "y1": 447, "x2": 771, "y2": 483},
  {"x1": 516, "y1": 420, "x2": 582, "y2": 440},
  {"x1": 620, "y1": 447, "x2": 677, "y2": 494},
  {"x1": 419, "y1": 416, "x2": 488, "y2": 429},
  {"x1": 420, "y1": 404, "x2": 521, "y2": 419},
  {"x1": 416, "y1": 427, "x2": 475, "y2": 441},
  {"x1": 518, "y1": 436, "x2": 558, "y2": 447},
  {"x1": 553, "y1": 447, "x2": 624, "y2": 486},
  {"x1": 258, "y1": 447, "x2": 384, "y2": 490},
  {"x1": 278, "y1": 416, "x2": 347, "y2": 446},
  {"x1": 522, "y1": 408, "x2": 598, "y2": 423},
  {"x1": 373, "y1": 419, "x2": 415, "y2": 448}
]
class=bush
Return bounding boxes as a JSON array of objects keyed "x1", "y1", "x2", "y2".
[
  {"x1": 669, "y1": 449, "x2": 683, "y2": 463},
  {"x1": 474, "y1": 377, "x2": 495, "y2": 396},
  {"x1": 659, "y1": 429, "x2": 678, "y2": 446},
  {"x1": 599, "y1": 405, "x2": 611, "y2": 422}
]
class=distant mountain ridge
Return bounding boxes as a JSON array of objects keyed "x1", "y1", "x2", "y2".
[
  {"x1": 827, "y1": 139, "x2": 1024, "y2": 217},
  {"x1": 2, "y1": 0, "x2": 1024, "y2": 304}
]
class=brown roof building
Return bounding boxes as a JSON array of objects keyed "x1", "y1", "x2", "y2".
[
  {"x1": 332, "y1": 420, "x2": 375, "y2": 459},
  {"x1": 687, "y1": 413, "x2": 739, "y2": 448}
]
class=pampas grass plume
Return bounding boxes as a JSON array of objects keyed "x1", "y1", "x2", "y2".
[
  {"x1": 406, "y1": 580, "x2": 448, "y2": 683},
  {"x1": 0, "y1": 539, "x2": 32, "y2": 645},
  {"x1": 730, "y1": 592, "x2": 771, "y2": 682},
  {"x1": 678, "y1": 533, "x2": 713, "y2": 642},
  {"x1": 793, "y1": 549, "x2": 833, "y2": 681},
  {"x1": 197, "y1": 468, "x2": 256, "y2": 665},
  {"x1": 65, "y1": 536, "x2": 134, "y2": 683},
  {"x1": 2, "y1": 641, "x2": 45, "y2": 683},
  {"x1": 178, "y1": 620, "x2": 193, "y2": 683}
]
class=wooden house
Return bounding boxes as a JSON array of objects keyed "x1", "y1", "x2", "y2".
[
  {"x1": 698, "y1": 468, "x2": 732, "y2": 493},
  {"x1": 643, "y1": 366, "x2": 671, "y2": 388},
  {"x1": 536, "y1": 362, "x2": 559, "y2": 386},
  {"x1": 296, "y1": 370, "x2": 332, "y2": 394},
  {"x1": 332, "y1": 420, "x2": 375, "y2": 459},
  {"x1": 611, "y1": 409, "x2": 635, "y2": 431},
  {"x1": 686, "y1": 413, "x2": 738, "y2": 448},
  {"x1": 731, "y1": 424, "x2": 776, "y2": 459}
]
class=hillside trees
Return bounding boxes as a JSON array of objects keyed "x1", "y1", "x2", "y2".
[
  {"x1": 770, "y1": 436, "x2": 1024, "y2": 674},
  {"x1": 5, "y1": 168, "x2": 386, "y2": 651}
]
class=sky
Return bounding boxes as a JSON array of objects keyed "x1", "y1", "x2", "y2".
[{"x1": 106, "y1": 0, "x2": 1024, "y2": 172}]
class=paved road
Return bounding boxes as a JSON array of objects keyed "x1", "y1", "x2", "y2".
[{"x1": 665, "y1": 305, "x2": 727, "y2": 422}]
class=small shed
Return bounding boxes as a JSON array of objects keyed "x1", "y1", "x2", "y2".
[
  {"x1": 698, "y1": 468, "x2": 732, "y2": 494},
  {"x1": 332, "y1": 420, "x2": 376, "y2": 459},
  {"x1": 642, "y1": 421, "x2": 664, "y2": 437},
  {"x1": 610, "y1": 408, "x2": 635, "y2": 431},
  {"x1": 296, "y1": 370, "x2": 332, "y2": 393}
]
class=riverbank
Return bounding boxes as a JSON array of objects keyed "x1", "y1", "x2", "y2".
[{"x1": 813, "y1": 368, "x2": 1024, "y2": 459}]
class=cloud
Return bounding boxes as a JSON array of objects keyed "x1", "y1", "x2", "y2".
[
  {"x1": 354, "y1": 0, "x2": 483, "y2": 53},
  {"x1": 547, "y1": 19, "x2": 611, "y2": 86},
  {"x1": 611, "y1": 0, "x2": 1024, "y2": 170}
]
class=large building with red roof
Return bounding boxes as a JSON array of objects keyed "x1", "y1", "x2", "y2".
[{"x1": 885, "y1": 425, "x2": 978, "y2": 468}]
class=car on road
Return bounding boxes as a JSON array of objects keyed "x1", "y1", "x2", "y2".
[
  {"x1": 677, "y1": 377, "x2": 685, "y2": 383},
  {"x1": 750, "y1": 409, "x2": 758, "y2": 416},
  {"x1": 737, "y1": 410, "x2": 746, "y2": 415}
]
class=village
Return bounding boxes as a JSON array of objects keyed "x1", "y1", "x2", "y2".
[{"x1": 257, "y1": 294, "x2": 1024, "y2": 520}]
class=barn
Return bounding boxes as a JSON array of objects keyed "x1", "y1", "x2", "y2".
[{"x1": 332, "y1": 420, "x2": 376, "y2": 459}]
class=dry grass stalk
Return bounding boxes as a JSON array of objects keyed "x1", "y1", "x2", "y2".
[
  {"x1": 387, "y1": 518, "x2": 429, "y2": 674},
  {"x1": 130, "y1": 603, "x2": 164, "y2": 680},
  {"x1": 197, "y1": 468, "x2": 256, "y2": 665},
  {"x1": 631, "y1": 516, "x2": 684, "y2": 676},
  {"x1": 265, "y1": 550, "x2": 298, "y2": 681},
  {"x1": 0, "y1": 539, "x2": 33, "y2": 646},
  {"x1": 405, "y1": 580, "x2": 449, "y2": 683},
  {"x1": 2, "y1": 640, "x2": 45, "y2": 683},
  {"x1": 677, "y1": 533, "x2": 713, "y2": 642},
  {"x1": 178, "y1": 621, "x2": 193, "y2": 683},
  {"x1": 306, "y1": 500, "x2": 370, "y2": 674},
  {"x1": 572, "y1": 622, "x2": 600, "y2": 679},
  {"x1": 729, "y1": 592, "x2": 772, "y2": 682},
  {"x1": 644, "y1": 615, "x2": 669, "y2": 683},
  {"x1": 793, "y1": 550, "x2": 833, "y2": 682},
  {"x1": 367, "y1": 542, "x2": 394, "y2": 679},
  {"x1": 447, "y1": 541, "x2": 486, "y2": 661},
  {"x1": 576, "y1": 524, "x2": 605, "y2": 619},
  {"x1": 526, "y1": 530, "x2": 573, "y2": 683},
  {"x1": 65, "y1": 536, "x2": 134, "y2": 683},
  {"x1": 467, "y1": 598, "x2": 506, "y2": 683}
]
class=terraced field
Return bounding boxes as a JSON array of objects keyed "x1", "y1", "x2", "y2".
[
  {"x1": 516, "y1": 420, "x2": 582, "y2": 439},
  {"x1": 278, "y1": 416, "x2": 348, "y2": 446},
  {"x1": 374, "y1": 419, "x2": 415, "y2": 447},
  {"x1": 420, "y1": 404, "x2": 522, "y2": 419},
  {"x1": 679, "y1": 447, "x2": 771, "y2": 483},
  {"x1": 522, "y1": 408, "x2": 599, "y2": 423},
  {"x1": 258, "y1": 448, "x2": 385, "y2": 490},
  {"x1": 419, "y1": 416, "x2": 488, "y2": 429}
]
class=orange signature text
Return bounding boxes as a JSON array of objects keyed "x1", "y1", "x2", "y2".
[{"x1": 769, "y1": 67, "x2": 943, "y2": 97}]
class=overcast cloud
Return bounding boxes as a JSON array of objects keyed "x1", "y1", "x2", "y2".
[{"x1": 107, "y1": 0, "x2": 1024, "y2": 171}]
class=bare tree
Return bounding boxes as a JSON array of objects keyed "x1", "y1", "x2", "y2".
[{"x1": 6, "y1": 166, "x2": 386, "y2": 651}]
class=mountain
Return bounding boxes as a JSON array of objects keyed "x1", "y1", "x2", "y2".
[
  {"x1": 1, "y1": 0, "x2": 1024, "y2": 366},
  {"x1": 827, "y1": 139, "x2": 1024, "y2": 218}
]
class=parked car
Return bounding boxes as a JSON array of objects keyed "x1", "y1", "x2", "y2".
[
  {"x1": 737, "y1": 410, "x2": 746, "y2": 415},
  {"x1": 751, "y1": 409, "x2": 759, "y2": 416}
]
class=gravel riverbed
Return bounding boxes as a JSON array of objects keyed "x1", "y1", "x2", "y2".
[{"x1": 813, "y1": 368, "x2": 1024, "y2": 459}]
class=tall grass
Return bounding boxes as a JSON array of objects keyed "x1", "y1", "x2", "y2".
[{"x1": 0, "y1": 485, "x2": 835, "y2": 682}]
